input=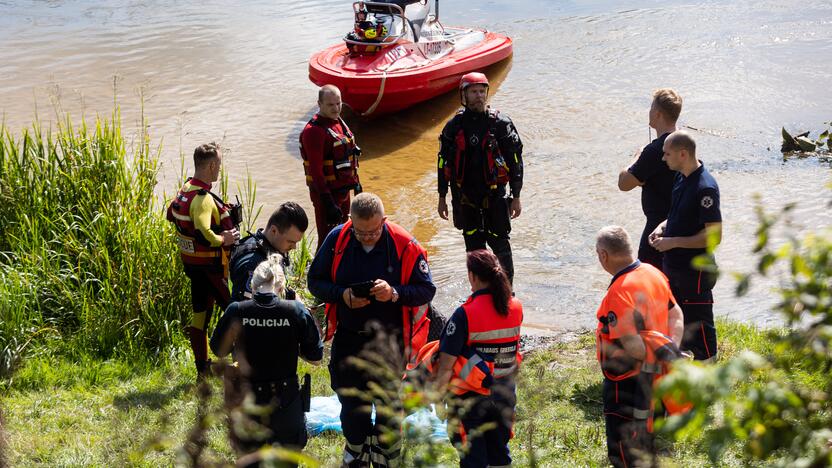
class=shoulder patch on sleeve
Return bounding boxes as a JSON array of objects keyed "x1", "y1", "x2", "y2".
[
  {"x1": 419, "y1": 259, "x2": 430, "y2": 275},
  {"x1": 701, "y1": 195, "x2": 714, "y2": 209}
]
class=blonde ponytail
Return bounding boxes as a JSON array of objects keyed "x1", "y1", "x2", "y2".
[{"x1": 250, "y1": 253, "x2": 286, "y2": 297}]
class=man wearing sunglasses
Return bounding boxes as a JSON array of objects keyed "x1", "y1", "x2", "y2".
[{"x1": 308, "y1": 192, "x2": 436, "y2": 468}]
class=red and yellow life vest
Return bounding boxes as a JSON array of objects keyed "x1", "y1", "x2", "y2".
[
  {"x1": 299, "y1": 115, "x2": 361, "y2": 192},
  {"x1": 442, "y1": 110, "x2": 511, "y2": 190},
  {"x1": 166, "y1": 178, "x2": 234, "y2": 267},
  {"x1": 462, "y1": 292, "x2": 523, "y2": 380},
  {"x1": 406, "y1": 340, "x2": 495, "y2": 396},
  {"x1": 324, "y1": 220, "x2": 431, "y2": 364}
]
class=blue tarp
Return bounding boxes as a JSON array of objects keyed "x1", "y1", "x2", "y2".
[{"x1": 306, "y1": 394, "x2": 448, "y2": 441}]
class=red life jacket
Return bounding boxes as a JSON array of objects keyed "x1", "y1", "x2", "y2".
[
  {"x1": 166, "y1": 178, "x2": 234, "y2": 267},
  {"x1": 462, "y1": 292, "x2": 523, "y2": 380},
  {"x1": 406, "y1": 340, "x2": 495, "y2": 396},
  {"x1": 299, "y1": 115, "x2": 361, "y2": 192},
  {"x1": 324, "y1": 220, "x2": 431, "y2": 364},
  {"x1": 442, "y1": 109, "x2": 511, "y2": 190}
]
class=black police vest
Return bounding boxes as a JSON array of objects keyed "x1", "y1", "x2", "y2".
[
  {"x1": 233, "y1": 296, "x2": 303, "y2": 382},
  {"x1": 229, "y1": 231, "x2": 292, "y2": 301}
]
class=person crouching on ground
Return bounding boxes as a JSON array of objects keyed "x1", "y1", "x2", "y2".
[
  {"x1": 434, "y1": 249, "x2": 523, "y2": 468},
  {"x1": 210, "y1": 254, "x2": 323, "y2": 466}
]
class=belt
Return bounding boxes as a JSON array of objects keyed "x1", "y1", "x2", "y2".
[{"x1": 249, "y1": 375, "x2": 299, "y2": 402}]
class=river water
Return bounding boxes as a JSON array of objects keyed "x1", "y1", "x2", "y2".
[{"x1": 2, "y1": 0, "x2": 831, "y2": 335}]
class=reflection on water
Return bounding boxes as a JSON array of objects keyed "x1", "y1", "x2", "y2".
[{"x1": 1, "y1": 0, "x2": 831, "y2": 334}]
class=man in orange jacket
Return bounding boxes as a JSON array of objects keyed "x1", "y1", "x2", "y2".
[{"x1": 594, "y1": 225, "x2": 684, "y2": 467}]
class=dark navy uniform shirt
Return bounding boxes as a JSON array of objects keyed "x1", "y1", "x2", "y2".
[
  {"x1": 209, "y1": 292, "x2": 323, "y2": 382},
  {"x1": 664, "y1": 162, "x2": 722, "y2": 271},
  {"x1": 628, "y1": 133, "x2": 675, "y2": 221},
  {"x1": 439, "y1": 289, "x2": 513, "y2": 360},
  {"x1": 307, "y1": 223, "x2": 436, "y2": 338},
  {"x1": 439, "y1": 289, "x2": 520, "y2": 389}
]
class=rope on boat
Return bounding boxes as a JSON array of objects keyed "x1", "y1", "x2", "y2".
[{"x1": 362, "y1": 71, "x2": 388, "y2": 116}]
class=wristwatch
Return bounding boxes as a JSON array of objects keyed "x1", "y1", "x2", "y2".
[{"x1": 391, "y1": 288, "x2": 400, "y2": 303}]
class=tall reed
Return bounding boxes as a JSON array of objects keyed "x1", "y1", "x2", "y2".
[{"x1": 0, "y1": 109, "x2": 189, "y2": 374}]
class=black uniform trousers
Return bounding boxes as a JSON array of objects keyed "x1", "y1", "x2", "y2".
[
  {"x1": 664, "y1": 265, "x2": 718, "y2": 361},
  {"x1": 330, "y1": 329, "x2": 404, "y2": 468},
  {"x1": 637, "y1": 217, "x2": 665, "y2": 272},
  {"x1": 449, "y1": 383, "x2": 516, "y2": 468},
  {"x1": 233, "y1": 376, "x2": 307, "y2": 468},
  {"x1": 603, "y1": 374, "x2": 655, "y2": 468},
  {"x1": 453, "y1": 193, "x2": 514, "y2": 283}
]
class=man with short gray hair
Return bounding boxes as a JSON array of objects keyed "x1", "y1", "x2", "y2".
[
  {"x1": 308, "y1": 192, "x2": 436, "y2": 467},
  {"x1": 595, "y1": 225, "x2": 684, "y2": 467}
]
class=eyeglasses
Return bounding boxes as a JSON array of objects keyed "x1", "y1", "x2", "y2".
[{"x1": 353, "y1": 222, "x2": 384, "y2": 239}]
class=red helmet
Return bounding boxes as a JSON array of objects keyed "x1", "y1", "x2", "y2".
[{"x1": 459, "y1": 72, "x2": 490, "y2": 91}]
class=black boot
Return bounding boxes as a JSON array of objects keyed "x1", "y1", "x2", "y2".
[{"x1": 195, "y1": 359, "x2": 212, "y2": 381}]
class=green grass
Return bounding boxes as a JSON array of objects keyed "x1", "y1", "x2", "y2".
[
  {"x1": 0, "y1": 110, "x2": 190, "y2": 375},
  {"x1": 2, "y1": 320, "x2": 780, "y2": 467}
]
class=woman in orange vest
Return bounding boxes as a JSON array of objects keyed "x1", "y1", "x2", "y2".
[{"x1": 435, "y1": 249, "x2": 523, "y2": 468}]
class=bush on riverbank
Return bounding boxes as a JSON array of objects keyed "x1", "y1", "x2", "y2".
[
  {"x1": 0, "y1": 111, "x2": 188, "y2": 375},
  {"x1": 657, "y1": 198, "x2": 832, "y2": 465}
]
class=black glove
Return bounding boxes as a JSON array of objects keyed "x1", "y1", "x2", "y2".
[
  {"x1": 354, "y1": 183, "x2": 363, "y2": 195},
  {"x1": 322, "y1": 193, "x2": 343, "y2": 225}
]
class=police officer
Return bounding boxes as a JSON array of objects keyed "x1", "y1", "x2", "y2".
[
  {"x1": 210, "y1": 253, "x2": 323, "y2": 464},
  {"x1": 230, "y1": 202, "x2": 308, "y2": 302},
  {"x1": 649, "y1": 131, "x2": 722, "y2": 361},
  {"x1": 300, "y1": 84, "x2": 362, "y2": 251},
  {"x1": 595, "y1": 226, "x2": 684, "y2": 468},
  {"x1": 434, "y1": 249, "x2": 523, "y2": 468},
  {"x1": 437, "y1": 72, "x2": 524, "y2": 283},
  {"x1": 167, "y1": 142, "x2": 241, "y2": 379},
  {"x1": 307, "y1": 192, "x2": 436, "y2": 468},
  {"x1": 618, "y1": 88, "x2": 683, "y2": 270}
]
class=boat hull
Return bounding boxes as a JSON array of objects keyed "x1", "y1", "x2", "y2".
[{"x1": 309, "y1": 30, "x2": 513, "y2": 115}]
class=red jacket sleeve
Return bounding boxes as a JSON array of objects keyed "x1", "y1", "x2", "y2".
[{"x1": 301, "y1": 125, "x2": 331, "y2": 194}]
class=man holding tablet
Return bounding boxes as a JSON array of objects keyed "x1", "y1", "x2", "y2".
[{"x1": 307, "y1": 192, "x2": 436, "y2": 467}]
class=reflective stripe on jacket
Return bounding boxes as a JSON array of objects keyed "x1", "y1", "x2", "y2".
[
  {"x1": 406, "y1": 340, "x2": 495, "y2": 395},
  {"x1": 462, "y1": 292, "x2": 523, "y2": 380}
]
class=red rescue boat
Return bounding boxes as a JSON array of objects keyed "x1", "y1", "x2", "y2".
[{"x1": 309, "y1": 0, "x2": 513, "y2": 116}]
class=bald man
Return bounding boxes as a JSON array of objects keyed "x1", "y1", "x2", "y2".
[
  {"x1": 649, "y1": 131, "x2": 722, "y2": 361},
  {"x1": 299, "y1": 85, "x2": 363, "y2": 250}
]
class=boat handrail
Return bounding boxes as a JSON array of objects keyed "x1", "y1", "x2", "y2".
[{"x1": 345, "y1": 1, "x2": 408, "y2": 47}]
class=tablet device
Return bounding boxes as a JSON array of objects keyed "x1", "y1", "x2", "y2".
[{"x1": 349, "y1": 280, "x2": 376, "y2": 298}]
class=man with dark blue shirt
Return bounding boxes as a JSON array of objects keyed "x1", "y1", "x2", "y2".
[
  {"x1": 229, "y1": 202, "x2": 308, "y2": 302},
  {"x1": 308, "y1": 192, "x2": 436, "y2": 468},
  {"x1": 618, "y1": 88, "x2": 683, "y2": 270},
  {"x1": 649, "y1": 131, "x2": 722, "y2": 361}
]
